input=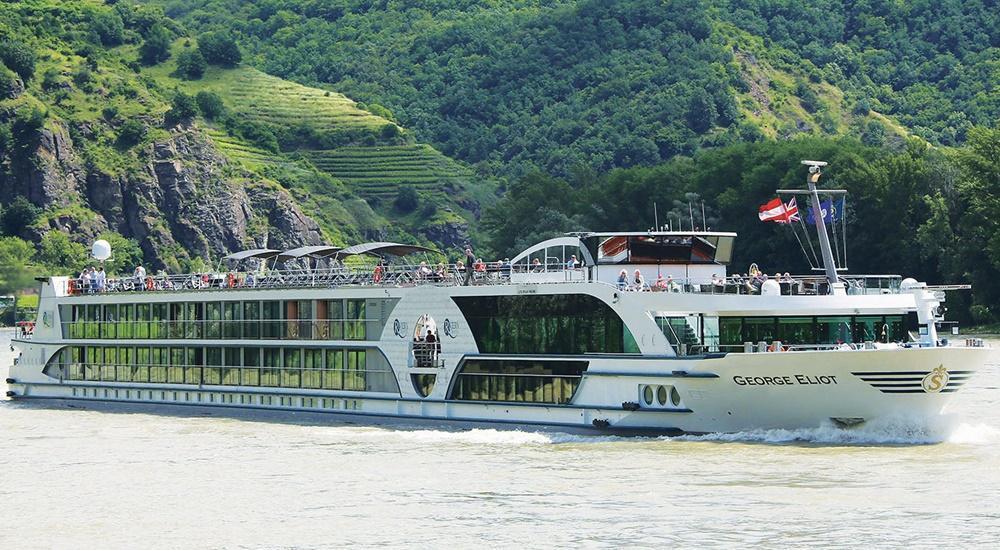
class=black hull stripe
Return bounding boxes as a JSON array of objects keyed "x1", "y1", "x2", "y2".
[
  {"x1": 880, "y1": 388, "x2": 960, "y2": 394},
  {"x1": 870, "y1": 381, "x2": 967, "y2": 388},
  {"x1": 851, "y1": 370, "x2": 976, "y2": 376}
]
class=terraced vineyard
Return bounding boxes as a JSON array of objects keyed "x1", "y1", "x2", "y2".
[{"x1": 306, "y1": 145, "x2": 474, "y2": 199}]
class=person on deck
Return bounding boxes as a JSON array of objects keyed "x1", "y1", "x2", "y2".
[
  {"x1": 462, "y1": 246, "x2": 476, "y2": 286},
  {"x1": 632, "y1": 269, "x2": 645, "y2": 291},
  {"x1": 94, "y1": 267, "x2": 107, "y2": 292},
  {"x1": 566, "y1": 255, "x2": 579, "y2": 269}
]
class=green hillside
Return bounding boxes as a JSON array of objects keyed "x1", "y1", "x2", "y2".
[{"x1": 152, "y1": 0, "x2": 998, "y2": 178}]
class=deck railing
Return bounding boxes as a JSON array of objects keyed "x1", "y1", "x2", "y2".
[{"x1": 60, "y1": 265, "x2": 904, "y2": 297}]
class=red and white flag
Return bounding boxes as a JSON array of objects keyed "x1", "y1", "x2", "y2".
[{"x1": 759, "y1": 197, "x2": 799, "y2": 223}]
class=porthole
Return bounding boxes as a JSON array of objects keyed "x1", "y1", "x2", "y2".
[
  {"x1": 656, "y1": 386, "x2": 668, "y2": 406},
  {"x1": 670, "y1": 386, "x2": 682, "y2": 407},
  {"x1": 642, "y1": 385, "x2": 654, "y2": 405}
]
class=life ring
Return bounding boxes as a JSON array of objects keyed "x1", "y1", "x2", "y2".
[
  {"x1": 145, "y1": 276, "x2": 154, "y2": 291},
  {"x1": 226, "y1": 272, "x2": 236, "y2": 288},
  {"x1": 374, "y1": 265, "x2": 383, "y2": 283}
]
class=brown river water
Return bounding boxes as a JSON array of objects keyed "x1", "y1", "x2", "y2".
[{"x1": 1, "y1": 329, "x2": 998, "y2": 548}]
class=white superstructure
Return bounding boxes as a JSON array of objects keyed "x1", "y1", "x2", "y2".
[{"x1": 6, "y1": 230, "x2": 995, "y2": 435}]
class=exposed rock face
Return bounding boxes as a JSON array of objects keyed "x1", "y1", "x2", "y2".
[
  {"x1": 1, "y1": 74, "x2": 24, "y2": 100},
  {"x1": 4, "y1": 119, "x2": 324, "y2": 270},
  {"x1": 422, "y1": 220, "x2": 469, "y2": 250}
]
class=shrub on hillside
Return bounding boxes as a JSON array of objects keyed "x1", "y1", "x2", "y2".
[
  {"x1": 175, "y1": 48, "x2": 207, "y2": 79},
  {"x1": 117, "y1": 119, "x2": 147, "y2": 147},
  {"x1": 195, "y1": 91, "x2": 225, "y2": 119},
  {"x1": 0, "y1": 196, "x2": 41, "y2": 237},
  {"x1": 394, "y1": 186, "x2": 419, "y2": 213},
  {"x1": 0, "y1": 40, "x2": 37, "y2": 81},
  {"x1": 198, "y1": 32, "x2": 241, "y2": 66},
  {"x1": 139, "y1": 24, "x2": 172, "y2": 65},
  {"x1": 165, "y1": 91, "x2": 198, "y2": 125},
  {"x1": 90, "y1": 10, "x2": 125, "y2": 46}
]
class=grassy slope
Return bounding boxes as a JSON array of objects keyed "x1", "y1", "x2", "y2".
[{"x1": 142, "y1": 46, "x2": 495, "y2": 242}]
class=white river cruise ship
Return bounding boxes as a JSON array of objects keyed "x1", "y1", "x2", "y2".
[{"x1": 6, "y1": 164, "x2": 996, "y2": 434}]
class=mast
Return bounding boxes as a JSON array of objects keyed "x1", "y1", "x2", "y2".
[{"x1": 802, "y1": 161, "x2": 839, "y2": 290}]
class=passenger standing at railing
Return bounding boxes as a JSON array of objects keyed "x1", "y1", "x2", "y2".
[
  {"x1": 95, "y1": 266, "x2": 107, "y2": 292},
  {"x1": 501, "y1": 258, "x2": 512, "y2": 279},
  {"x1": 632, "y1": 269, "x2": 645, "y2": 291},
  {"x1": 462, "y1": 246, "x2": 475, "y2": 286},
  {"x1": 133, "y1": 264, "x2": 146, "y2": 290},
  {"x1": 425, "y1": 330, "x2": 438, "y2": 362},
  {"x1": 617, "y1": 269, "x2": 628, "y2": 290},
  {"x1": 653, "y1": 274, "x2": 667, "y2": 291},
  {"x1": 566, "y1": 255, "x2": 578, "y2": 269},
  {"x1": 531, "y1": 258, "x2": 542, "y2": 272}
]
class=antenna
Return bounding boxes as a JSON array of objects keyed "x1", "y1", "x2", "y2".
[
  {"x1": 688, "y1": 203, "x2": 695, "y2": 231},
  {"x1": 701, "y1": 201, "x2": 707, "y2": 231},
  {"x1": 653, "y1": 202, "x2": 659, "y2": 231}
]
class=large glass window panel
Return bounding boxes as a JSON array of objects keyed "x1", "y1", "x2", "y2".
[
  {"x1": 298, "y1": 300, "x2": 312, "y2": 340},
  {"x1": 314, "y1": 301, "x2": 329, "y2": 340},
  {"x1": 346, "y1": 300, "x2": 366, "y2": 340},
  {"x1": 282, "y1": 348, "x2": 302, "y2": 387},
  {"x1": 223, "y1": 302, "x2": 241, "y2": 339},
  {"x1": 168, "y1": 347, "x2": 185, "y2": 383},
  {"x1": 169, "y1": 303, "x2": 185, "y2": 339},
  {"x1": 101, "y1": 305, "x2": 117, "y2": 339},
  {"x1": 186, "y1": 303, "x2": 203, "y2": 339},
  {"x1": 261, "y1": 347, "x2": 281, "y2": 386},
  {"x1": 134, "y1": 347, "x2": 150, "y2": 382},
  {"x1": 136, "y1": 304, "x2": 151, "y2": 339},
  {"x1": 85, "y1": 346, "x2": 100, "y2": 380},
  {"x1": 116, "y1": 346, "x2": 133, "y2": 381},
  {"x1": 262, "y1": 301, "x2": 281, "y2": 339},
  {"x1": 285, "y1": 301, "x2": 300, "y2": 339},
  {"x1": 243, "y1": 302, "x2": 260, "y2": 339},
  {"x1": 303, "y1": 349, "x2": 322, "y2": 388},
  {"x1": 206, "y1": 303, "x2": 222, "y2": 339},
  {"x1": 854, "y1": 316, "x2": 884, "y2": 343},
  {"x1": 184, "y1": 347, "x2": 202, "y2": 384},
  {"x1": 150, "y1": 303, "x2": 168, "y2": 339},
  {"x1": 886, "y1": 315, "x2": 905, "y2": 342},
  {"x1": 323, "y1": 349, "x2": 343, "y2": 389},
  {"x1": 743, "y1": 317, "x2": 777, "y2": 344},
  {"x1": 242, "y1": 347, "x2": 260, "y2": 386},
  {"x1": 345, "y1": 350, "x2": 366, "y2": 390},
  {"x1": 328, "y1": 300, "x2": 344, "y2": 340},
  {"x1": 223, "y1": 348, "x2": 241, "y2": 385},
  {"x1": 118, "y1": 304, "x2": 134, "y2": 339},
  {"x1": 102, "y1": 346, "x2": 117, "y2": 381},
  {"x1": 70, "y1": 305, "x2": 85, "y2": 339},
  {"x1": 719, "y1": 317, "x2": 743, "y2": 348},
  {"x1": 817, "y1": 316, "x2": 854, "y2": 344},
  {"x1": 69, "y1": 345, "x2": 85, "y2": 380},
  {"x1": 777, "y1": 317, "x2": 816, "y2": 346},
  {"x1": 204, "y1": 347, "x2": 223, "y2": 385},
  {"x1": 150, "y1": 347, "x2": 168, "y2": 383},
  {"x1": 86, "y1": 305, "x2": 101, "y2": 339}
]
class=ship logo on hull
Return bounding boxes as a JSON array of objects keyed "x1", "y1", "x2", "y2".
[
  {"x1": 921, "y1": 365, "x2": 949, "y2": 393},
  {"x1": 851, "y1": 368, "x2": 971, "y2": 394}
]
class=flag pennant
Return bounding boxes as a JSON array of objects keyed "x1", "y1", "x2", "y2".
[
  {"x1": 759, "y1": 197, "x2": 799, "y2": 224},
  {"x1": 806, "y1": 198, "x2": 845, "y2": 224}
]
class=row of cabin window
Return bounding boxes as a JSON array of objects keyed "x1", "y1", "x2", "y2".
[
  {"x1": 55, "y1": 346, "x2": 398, "y2": 392},
  {"x1": 449, "y1": 373, "x2": 580, "y2": 405},
  {"x1": 66, "y1": 300, "x2": 369, "y2": 340}
]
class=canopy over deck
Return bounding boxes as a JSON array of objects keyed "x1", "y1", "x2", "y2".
[
  {"x1": 337, "y1": 242, "x2": 439, "y2": 258},
  {"x1": 223, "y1": 249, "x2": 281, "y2": 261},
  {"x1": 277, "y1": 245, "x2": 343, "y2": 260}
]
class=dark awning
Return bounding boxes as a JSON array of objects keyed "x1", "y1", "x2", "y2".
[
  {"x1": 337, "y1": 241, "x2": 439, "y2": 258},
  {"x1": 223, "y1": 249, "x2": 281, "y2": 261},
  {"x1": 277, "y1": 245, "x2": 343, "y2": 260}
]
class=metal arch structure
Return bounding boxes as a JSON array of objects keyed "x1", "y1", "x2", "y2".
[
  {"x1": 336, "y1": 242, "x2": 440, "y2": 259},
  {"x1": 277, "y1": 245, "x2": 344, "y2": 261},
  {"x1": 222, "y1": 249, "x2": 282, "y2": 262}
]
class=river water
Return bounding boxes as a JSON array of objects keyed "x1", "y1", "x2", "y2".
[{"x1": 1, "y1": 328, "x2": 998, "y2": 548}]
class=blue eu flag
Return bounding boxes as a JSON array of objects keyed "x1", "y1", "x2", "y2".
[{"x1": 806, "y1": 198, "x2": 844, "y2": 224}]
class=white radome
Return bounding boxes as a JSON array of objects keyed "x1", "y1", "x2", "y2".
[{"x1": 91, "y1": 239, "x2": 112, "y2": 261}]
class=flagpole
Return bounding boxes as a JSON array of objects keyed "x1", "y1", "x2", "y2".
[{"x1": 803, "y1": 161, "x2": 840, "y2": 293}]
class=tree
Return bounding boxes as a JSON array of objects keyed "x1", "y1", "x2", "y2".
[
  {"x1": 0, "y1": 40, "x2": 37, "y2": 81},
  {"x1": 0, "y1": 196, "x2": 41, "y2": 236},
  {"x1": 98, "y1": 233, "x2": 144, "y2": 276},
  {"x1": 198, "y1": 32, "x2": 241, "y2": 66},
  {"x1": 175, "y1": 48, "x2": 207, "y2": 79},
  {"x1": 91, "y1": 10, "x2": 125, "y2": 46},
  {"x1": 394, "y1": 186, "x2": 419, "y2": 213},
  {"x1": 0, "y1": 236, "x2": 35, "y2": 295},
  {"x1": 686, "y1": 94, "x2": 718, "y2": 133},
  {"x1": 195, "y1": 91, "x2": 225, "y2": 119},
  {"x1": 139, "y1": 24, "x2": 172, "y2": 65},
  {"x1": 165, "y1": 91, "x2": 198, "y2": 124},
  {"x1": 38, "y1": 231, "x2": 87, "y2": 274},
  {"x1": 117, "y1": 119, "x2": 147, "y2": 147}
]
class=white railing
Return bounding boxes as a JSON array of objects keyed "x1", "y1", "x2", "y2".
[{"x1": 61, "y1": 265, "x2": 903, "y2": 297}]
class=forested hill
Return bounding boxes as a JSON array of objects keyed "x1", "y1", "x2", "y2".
[{"x1": 150, "y1": 0, "x2": 999, "y2": 179}]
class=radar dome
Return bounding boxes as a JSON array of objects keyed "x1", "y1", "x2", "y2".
[
  {"x1": 91, "y1": 239, "x2": 112, "y2": 261},
  {"x1": 900, "y1": 278, "x2": 921, "y2": 291}
]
